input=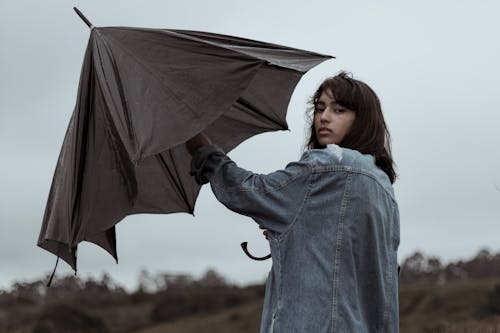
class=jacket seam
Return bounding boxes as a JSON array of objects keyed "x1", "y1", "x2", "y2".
[
  {"x1": 331, "y1": 172, "x2": 352, "y2": 332},
  {"x1": 277, "y1": 168, "x2": 315, "y2": 240},
  {"x1": 275, "y1": 239, "x2": 282, "y2": 332},
  {"x1": 381, "y1": 224, "x2": 393, "y2": 331},
  {"x1": 314, "y1": 167, "x2": 396, "y2": 204},
  {"x1": 392, "y1": 204, "x2": 400, "y2": 248}
]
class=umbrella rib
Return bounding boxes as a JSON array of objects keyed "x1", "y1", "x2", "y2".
[
  {"x1": 93, "y1": 70, "x2": 138, "y2": 204},
  {"x1": 157, "y1": 153, "x2": 193, "y2": 213},
  {"x1": 173, "y1": 30, "x2": 335, "y2": 58},
  {"x1": 235, "y1": 97, "x2": 288, "y2": 130},
  {"x1": 69, "y1": 56, "x2": 96, "y2": 246},
  {"x1": 161, "y1": 29, "x2": 334, "y2": 70},
  {"x1": 100, "y1": 29, "x2": 197, "y2": 117},
  {"x1": 96, "y1": 35, "x2": 139, "y2": 155}
]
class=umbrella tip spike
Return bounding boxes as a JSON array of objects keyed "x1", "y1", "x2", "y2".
[{"x1": 73, "y1": 7, "x2": 94, "y2": 29}]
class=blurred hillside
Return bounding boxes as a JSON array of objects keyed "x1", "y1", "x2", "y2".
[{"x1": 2, "y1": 249, "x2": 500, "y2": 333}]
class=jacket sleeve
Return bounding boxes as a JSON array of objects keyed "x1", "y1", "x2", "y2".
[{"x1": 190, "y1": 145, "x2": 314, "y2": 233}]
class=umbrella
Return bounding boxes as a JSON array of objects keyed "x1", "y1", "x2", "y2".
[{"x1": 37, "y1": 8, "x2": 333, "y2": 273}]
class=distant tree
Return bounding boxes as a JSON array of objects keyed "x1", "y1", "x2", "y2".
[
  {"x1": 426, "y1": 257, "x2": 442, "y2": 274},
  {"x1": 400, "y1": 251, "x2": 443, "y2": 283},
  {"x1": 461, "y1": 248, "x2": 498, "y2": 279},
  {"x1": 150, "y1": 269, "x2": 246, "y2": 323},
  {"x1": 11, "y1": 279, "x2": 46, "y2": 303},
  {"x1": 443, "y1": 263, "x2": 468, "y2": 281},
  {"x1": 137, "y1": 269, "x2": 161, "y2": 293},
  {"x1": 197, "y1": 268, "x2": 228, "y2": 288},
  {"x1": 100, "y1": 273, "x2": 125, "y2": 293},
  {"x1": 159, "y1": 273, "x2": 194, "y2": 290},
  {"x1": 400, "y1": 248, "x2": 500, "y2": 284},
  {"x1": 402, "y1": 251, "x2": 425, "y2": 273}
]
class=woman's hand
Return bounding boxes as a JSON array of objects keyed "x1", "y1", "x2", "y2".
[
  {"x1": 186, "y1": 132, "x2": 211, "y2": 155},
  {"x1": 259, "y1": 225, "x2": 269, "y2": 240}
]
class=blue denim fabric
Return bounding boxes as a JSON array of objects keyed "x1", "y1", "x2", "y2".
[{"x1": 191, "y1": 144, "x2": 400, "y2": 333}]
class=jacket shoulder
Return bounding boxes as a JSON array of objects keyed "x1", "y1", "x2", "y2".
[
  {"x1": 303, "y1": 144, "x2": 348, "y2": 166},
  {"x1": 306, "y1": 145, "x2": 395, "y2": 199}
]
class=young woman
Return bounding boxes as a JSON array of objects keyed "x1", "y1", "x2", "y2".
[{"x1": 186, "y1": 72, "x2": 399, "y2": 332}]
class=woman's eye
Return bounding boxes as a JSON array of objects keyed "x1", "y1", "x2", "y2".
[
  {"x1": 334, "y1": 108, "x2": 345, "y2": 113},
  {"x1": 315, "y1": 107, "x2": 325, "y2": 113}
]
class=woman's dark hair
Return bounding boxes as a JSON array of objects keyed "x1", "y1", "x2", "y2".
[{"x1": 305, "y1": 71, "x2": 397, "y2": 184}]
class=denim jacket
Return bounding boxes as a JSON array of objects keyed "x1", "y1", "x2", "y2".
[{"x1": 191, "y1": 143, "x2": 400, "y2": 333}]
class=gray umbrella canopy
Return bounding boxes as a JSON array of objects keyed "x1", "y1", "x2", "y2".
[{"x1": 37, "y1": 25, "x2": 332, "y2": 271}]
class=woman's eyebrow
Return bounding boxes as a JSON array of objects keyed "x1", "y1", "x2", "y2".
[{"x1": 318, "y1": 100, "x2": 341, "y2": 106}]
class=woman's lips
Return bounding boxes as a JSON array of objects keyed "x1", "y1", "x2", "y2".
[{"x1": 318, "y1": 128, "x2": 331, "y2": 135}]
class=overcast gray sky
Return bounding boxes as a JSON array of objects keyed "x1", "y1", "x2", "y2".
[{"x1": 1, "y1": 0, "x2": 499, "y2": 291}]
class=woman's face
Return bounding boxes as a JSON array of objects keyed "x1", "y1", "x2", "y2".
[{"x1": 314, "y1": 89, "x2": 356, "y2": 146}]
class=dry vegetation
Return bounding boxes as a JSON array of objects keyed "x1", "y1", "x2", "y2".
[
  {"x1": 399, "y1": 278, "x2": 500, "y2": 332},
  {"x1": 2, "y1": 250, "x2": 500, "y2": 333}
]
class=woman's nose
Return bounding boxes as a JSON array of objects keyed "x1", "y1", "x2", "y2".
[{"x1": 320, "y1": 108, "x2": 330, "y2": 122}]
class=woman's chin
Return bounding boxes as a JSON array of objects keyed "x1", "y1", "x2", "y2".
[{"x1": 318, "y1": 139, "x2": 337, "y2": 146}]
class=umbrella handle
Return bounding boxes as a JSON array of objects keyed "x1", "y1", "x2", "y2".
[
  {"x1": 73, "y1": 7, "x2": 93, "y2": 29},
  {"x1": 240, "y1": 242, "x2": 271, "y2": 261}
]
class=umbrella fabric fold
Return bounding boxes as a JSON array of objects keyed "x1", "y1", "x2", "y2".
[{"x1": 37, "y1": 26, "x2": 332, "y2": 271}]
